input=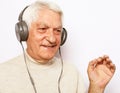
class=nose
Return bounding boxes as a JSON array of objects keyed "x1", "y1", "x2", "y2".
[{"x1": 46, "y1": 29, "x2": 56, "y2": 44}]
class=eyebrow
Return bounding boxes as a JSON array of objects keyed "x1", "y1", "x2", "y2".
[{"x1": 37, "y1": 23, "x2": 62, "y2": 29}]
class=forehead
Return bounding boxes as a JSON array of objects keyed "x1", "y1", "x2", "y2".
[{"x1": 34, "y1": 8, "x2": 62, "y2": 27}]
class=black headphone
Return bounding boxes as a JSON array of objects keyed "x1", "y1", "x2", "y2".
[{"x1": 15, "y1": 6, "x2": 67, "y2": 46}]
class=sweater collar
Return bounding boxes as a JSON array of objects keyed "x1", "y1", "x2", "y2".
[{"x1": 25, "y1": 51, "x2": 55, "y2": 66}]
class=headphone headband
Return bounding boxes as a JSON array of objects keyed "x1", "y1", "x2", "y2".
[{"x1": 18, "y1": 6, "x2": 29, "y2": 21}]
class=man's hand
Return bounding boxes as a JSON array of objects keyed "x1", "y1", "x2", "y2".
[{"x1": 87, "y1": 55, "x2": 116, "y2": 93}]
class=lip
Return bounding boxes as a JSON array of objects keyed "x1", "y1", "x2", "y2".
[{"x1": 41, "y1": 45, "x2": 57, "y2": 48}]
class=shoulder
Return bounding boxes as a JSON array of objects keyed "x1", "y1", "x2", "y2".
[{"x1": 0, "y1": 54, "x2": 24, "y2": 69}]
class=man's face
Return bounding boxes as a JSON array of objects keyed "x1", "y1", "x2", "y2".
[{"x1": 26, "y1": 8, "x2": 62, "y2": 63}]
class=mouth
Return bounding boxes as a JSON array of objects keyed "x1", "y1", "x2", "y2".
[{"x1": 41, "y1": 44, "x2": 57, "y2": 48}]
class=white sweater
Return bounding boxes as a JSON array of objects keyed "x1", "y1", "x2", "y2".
[{"x1": 0, "y1": 54, "x2": 86, "y2": 93}]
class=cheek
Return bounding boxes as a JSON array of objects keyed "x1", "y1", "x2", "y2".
[
  {"x1": 29, "y1": 31, "x2": 43, "y2": 42},
  {"x1": 27, "y1": 32, "x2": 41, "y2": 48},
  {"x1": 58, "y1": 36, "x2": 62, "y2": 45}
]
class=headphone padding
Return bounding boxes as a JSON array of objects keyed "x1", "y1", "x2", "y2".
[
  {"x1": 15, "y1": 21, "x2": 28, "y2": 42},
  {"x1": 60, "y1": 28, "x2": 67, "y2": 46}
]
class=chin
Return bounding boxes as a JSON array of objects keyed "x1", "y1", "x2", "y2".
[
  {"x1": 41, "y1": 53, "x2": 55, "y2": 60},
  {"x1": 46, "y1": 55, "x2": 55, "y2": 60}
]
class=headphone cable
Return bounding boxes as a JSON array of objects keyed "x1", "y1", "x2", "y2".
[
  {"x1": 58, "y1": 47, "x2": 64, "y2": 93},
  {"x1": 20, "y1": 42, "x2": 37, "y2": 93}
]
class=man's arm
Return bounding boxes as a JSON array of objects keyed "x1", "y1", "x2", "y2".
[{"x1": 87, "y1": 55, "x2": 116, "y2": 93}]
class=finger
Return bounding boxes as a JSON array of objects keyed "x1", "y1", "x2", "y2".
[
  {"x1": 104, "y1": 57, "x2": 116, "y2": 74},
  {"x1": 103, "y1": 56, "x2": 116, "y2": 74},
  {"x1": 105, "y1": 58, "x2": 112, "y2": 69},
  {"x1": 103, "y1": 60, "x2": 107, "y2": 65},
  {"x1": 88, "y1": 59, "x2": 97, "y2": 72},
  {"x1": 95, "y1": 56, "x2": 105, "y2": 65},
  {"x1": 98, "y1": 57, "x2": 103, "y2": 62},
  {"x1": 106, "y1": 57, "x2": 112, "y2": 63},
  {"x1": 103, "y1": 55, "x2": 109, "y2": 59},
  {"x1": 109, "y1": 63, "x2": 116, "y2": 73}
]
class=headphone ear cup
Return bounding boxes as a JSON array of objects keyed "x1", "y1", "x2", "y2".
[
  {"x1": 15, "y1": 21, "x2": 28, "y2": 42},
  {"x1": 60, "y1": 28, "x2": 67, "y2": 46}
]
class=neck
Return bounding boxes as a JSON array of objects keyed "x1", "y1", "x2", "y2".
[{"x1": 25, "y1": 50, "x2": 54, "y2": 65}]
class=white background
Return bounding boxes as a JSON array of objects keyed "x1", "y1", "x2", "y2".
[{"x1": 0, "y1": 0, "x2": 120, "y2": 92}]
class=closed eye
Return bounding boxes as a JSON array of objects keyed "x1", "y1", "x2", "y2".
[
  {"x1": 37, "y1": 27, "x2": 48, "y2": 33},
  {"x1": 38, "y1": 27, "x2": 48, "y2": 30},
  {"x1": 54, "y1": 29, "x2": 61, "y2": 35},
  {"x1": 41, "y1": 28, "x2": 47, "y2": 30}
]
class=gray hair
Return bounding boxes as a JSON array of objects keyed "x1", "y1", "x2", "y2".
[{"x1": 22, "y1": 0, "x2": 63, "y2": 29}]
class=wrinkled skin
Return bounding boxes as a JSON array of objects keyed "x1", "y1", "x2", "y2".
[
  {"x1": 26, "y1": 8, "x2": 62, "y2": 63},
  {"x1": 87, "y1": 55, "x2": 116, "y2": 93}
]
